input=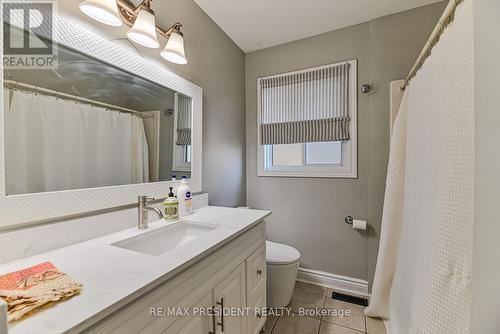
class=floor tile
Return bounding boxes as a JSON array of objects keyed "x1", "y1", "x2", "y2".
[
  {"x1": 271, "y1": 313, "x2": 320, "y2": 334},
  {"x1": 319, "y1": 321, "x2": 365, "y2": 334},
  {"x1": 365, "y1": 316, "x2": 386, "y2": 334},
  {"x1": 295, "y1": 281, "x2": 328, "y2": 296},
  {"x1": 289, "y1": 287, "x2": 326, "y2": 319},
  {"x1": 261, "y1": 315, "x2": 279, "y2": 334},
  {"x1": 322, "y1": 298, "x2": 366, "y2": 332}
]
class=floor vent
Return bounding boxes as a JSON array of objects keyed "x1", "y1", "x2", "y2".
[{"x1": 331, "y1": 292, "x2": 368, "y2": 307}]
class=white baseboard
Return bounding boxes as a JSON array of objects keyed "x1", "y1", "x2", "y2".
[{"x1": 297, "y1": 267, "x2": 369, "y2": 297}]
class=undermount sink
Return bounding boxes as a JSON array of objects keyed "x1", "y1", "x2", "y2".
[{"x1": 112, "y1": 222, "x2": 216, "y2": 256}]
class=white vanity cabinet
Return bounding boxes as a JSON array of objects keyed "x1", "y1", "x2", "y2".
[{"x1": 85, "y1": 221, "x2": 266, "y2": 334}]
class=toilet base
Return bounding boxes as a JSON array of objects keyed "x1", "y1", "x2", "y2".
[{"x1": 266, "y1": 261, "x2": 299, "y2": 308}]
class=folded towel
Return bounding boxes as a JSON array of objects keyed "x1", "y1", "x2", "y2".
[{"x1": 0, "y1": 262, "x2": 82, "y2": 322}]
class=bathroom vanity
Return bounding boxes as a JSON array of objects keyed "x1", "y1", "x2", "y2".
[
  {"x1": 0, "y1": 9, "x2": 271, "y2": 334},
  {"x1": 0, "y1": 207, "x2": 270, "y2": 334}
]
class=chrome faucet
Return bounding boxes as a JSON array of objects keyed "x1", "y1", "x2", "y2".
[{"x1": 138, "y1": 196, "x2": 164, "y2": 229}]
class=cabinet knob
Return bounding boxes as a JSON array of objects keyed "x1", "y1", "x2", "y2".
[{"x1": 257, "y1": 269, "x2": 262, "y2": 276}]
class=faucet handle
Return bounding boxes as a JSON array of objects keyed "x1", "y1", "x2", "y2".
[{"x1": 138, "y1": 196, "x2": 155, "y2": 203}]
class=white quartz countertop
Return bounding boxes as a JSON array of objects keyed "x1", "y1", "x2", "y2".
[{"x1": 0, "y1": 206, "x2": 271, "y2": 334}]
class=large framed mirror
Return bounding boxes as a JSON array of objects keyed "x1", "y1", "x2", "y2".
[{"x1": 0, "y1": 13, "x2": 202, "y2": 228}]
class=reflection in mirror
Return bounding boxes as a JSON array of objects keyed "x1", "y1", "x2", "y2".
[{"x1": 3, "y1": 24, "x2": 191, "y2": 195}]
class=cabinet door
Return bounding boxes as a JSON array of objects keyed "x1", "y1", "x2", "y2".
[
  {"x1": 213, "y1": 262, "x2": 246, "y2": 334},
  {"x1": 163, "y1": 291, "x2": 214, "y2": 334}
]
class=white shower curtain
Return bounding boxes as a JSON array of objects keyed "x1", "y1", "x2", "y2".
[
  {"x1": 4, "y1": 89, "x2": 149, "y2": 194},
  {"x1": 365, "y1": 91, "x2": 408, "y2": 319},
  {"x1": 367, "y1": 1, "x2": 474, "y2": 333}
]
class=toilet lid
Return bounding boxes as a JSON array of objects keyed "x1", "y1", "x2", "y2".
[{"x1": 266, "y1": 241, "x2": 300, "y2": 265}]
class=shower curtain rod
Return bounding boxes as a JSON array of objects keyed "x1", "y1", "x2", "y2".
[
  {"x1": 400, "y1": 0, "x2": 463, "y2": 90},
  {"x1": 3, "y1": 80, "x2": 150, "y2": 118}
]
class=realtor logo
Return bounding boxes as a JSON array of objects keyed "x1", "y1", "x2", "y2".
[{"x1": 2, "y1": 1, "x2": 58, "y2": 69}]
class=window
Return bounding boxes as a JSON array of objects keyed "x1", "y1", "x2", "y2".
[
  {"x1": 257, "y1": 60, "x2": 357, "y2": 178},
  {"x1": 305, "y1": 141, "x2": 342, "y2": 165},
  {"x1": 172, "y1": 93, "x2": 192, "y2": 172},
  {"x1": 269, "y1": 142, "x2": 341, "y2": 166},
  {"x1": 172, "y1": 144, "x2": 191, "y2": 172},
  {"x1": 185, "y1": 145, "x2": 192, "y2": 163}
]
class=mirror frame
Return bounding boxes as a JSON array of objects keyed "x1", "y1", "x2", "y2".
[{"x1": 0, "y1": 14, "x2": 202, "y2": 229}]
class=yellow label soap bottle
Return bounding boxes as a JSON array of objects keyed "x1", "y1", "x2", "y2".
[{"x1": 163, "y1": 187, "x2": 179, "y2": 221}]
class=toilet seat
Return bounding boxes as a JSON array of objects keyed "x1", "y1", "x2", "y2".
[{"x1": 266, "y1": 241, "x2": 300, "y2": 265}]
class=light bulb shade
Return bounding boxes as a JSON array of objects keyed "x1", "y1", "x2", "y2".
[
  {"x1": 79, "y1": 0, "x2": 122, "y2": 27},
  {"x1": 161, "y1": 32, "x2": 187, "y2": 64},
  {"x1": 127, "y1": 8, "x2": 160, "y2": 48}
]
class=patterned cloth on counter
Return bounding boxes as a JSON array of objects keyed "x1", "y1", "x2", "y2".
[{"x1": 0, "y1": 262, "x2": 82, "y2": 322}]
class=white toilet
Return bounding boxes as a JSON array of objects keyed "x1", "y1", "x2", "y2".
[{"x1": 266, "y1": 240, "x2": 301, "y2": 308}]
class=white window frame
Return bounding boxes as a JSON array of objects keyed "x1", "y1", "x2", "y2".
[{"x1": 257, "y1": 60, "x2": 357, "y2": 178}]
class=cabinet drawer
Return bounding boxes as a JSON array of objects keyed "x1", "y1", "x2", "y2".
[
  {"x1": 246, "y1": 283, "x2": 266, "y2": 334},
  {"x1": 246, "y1": 244, "x2": 266, "y2": 303},
  {"x1": 245, "y1": 244, "x2": 266, "y2": 334}
]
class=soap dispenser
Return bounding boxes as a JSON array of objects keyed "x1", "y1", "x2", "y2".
[
  {"x1": 163, "y1": 187, "x2": 179, "y2": 221},
  {"x1": 177, "y1": 176, "x2": 192, "y2": 216}
]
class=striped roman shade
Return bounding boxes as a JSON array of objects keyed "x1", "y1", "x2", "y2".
[
  {"x1": 176, "y1": 94, "x2": 191, "y2": 145},
  {"x1": 260, "y1": 62, "x2": 351, "y2": 145}
]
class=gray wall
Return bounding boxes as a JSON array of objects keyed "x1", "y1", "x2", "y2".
[
  {"x1": 472, "y1": 0, "x2": 500, "y2": 332},
  {"x1": 365, "y1": 2, "x2": 446, "y2": 286},
  {"x1": 246, "y1": 3, "x2": 446, "y2": 284},
  {"x1": 61, "y1": 0, "x2": 247, "y2": 207}
]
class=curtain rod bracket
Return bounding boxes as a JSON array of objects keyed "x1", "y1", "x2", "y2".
[{"x1": 360, "y1": 84, "x2": 373, "y2": 94}]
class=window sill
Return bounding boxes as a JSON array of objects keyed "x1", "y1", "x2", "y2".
[
  {"x1": 172, "y1": 167, "x2": 191, "y2": 173},
  {"x1": 257, "y1": 170, "x2": 357, "y2": 178}
]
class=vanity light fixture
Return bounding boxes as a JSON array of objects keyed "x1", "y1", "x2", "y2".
[
  {"x1": 160, "y1": 24, "x2": 187, "y2": 64},
  {"x1": 79, "y1": 0, "x2": 122, "y2": 26},
  {"x1": 79, "y1": 0, "x2": 188, "y2": 64},
  {"x1": 126, "y1": 2, "x2": 160, "y2": 48}
]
